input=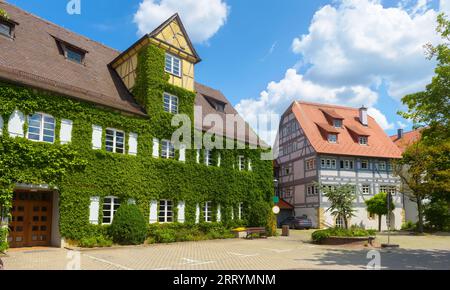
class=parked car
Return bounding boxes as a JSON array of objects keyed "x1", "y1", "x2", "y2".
[{"x1": 280, "y1": 216, "x2": 313, "y2": 230}]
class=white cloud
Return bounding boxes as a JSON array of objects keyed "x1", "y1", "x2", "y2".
[
  {"x1": 397, "y1": 121, "x2": 408, "y2": 129},
  {"x1": 134, "y1": 0, "x2": 229, "y2": 43},
  {"x1": 292, "y1": 0, "x2": 440, "y2": 99},
  {"x1": 441, "y1": 0, "x2": 450, "y2": 15},
  {"x1": 368, "y1": 107, "x2": 394, "y2": 130},
  {"x1": 236, "y1": 0, "x2": 442, "y2": 145}
]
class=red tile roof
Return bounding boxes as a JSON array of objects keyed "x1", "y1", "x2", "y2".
[
  {"x1": 291, "y1": 101, "x2": 402, "y2": 159},
  {"x1": 390, "y1": 129, "x2": 422, "y2": 153}
]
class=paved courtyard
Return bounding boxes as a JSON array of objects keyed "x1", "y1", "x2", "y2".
[{"x1": 2, "y1": 230, "x2": 450, "y2": 270}]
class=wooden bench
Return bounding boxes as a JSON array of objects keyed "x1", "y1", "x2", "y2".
[{"x1": 245, "y1": 227, "x2": 267, "y2": 239}]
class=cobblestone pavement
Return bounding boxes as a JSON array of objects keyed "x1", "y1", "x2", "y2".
[{"x1": 2, "y1": 230, "x2": 450, "y2": 270}]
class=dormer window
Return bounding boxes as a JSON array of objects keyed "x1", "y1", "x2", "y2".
[
  {"x1": 359, "y1": 136, "x2": 368, "y2": 145},
  {"x1": 205, "y1": 97, "x2": 226, "y2": 113},
  {"x1": 53, "y1": 36, "x2": 87, "y2": 64},
  {"x1": 328, "y1": 134, "x2": 337, "y2": 143},
  {"x1": 0, "y1": 18, "x2": 16, "y2": 38},
  {"x1": 333, "y1": 119, "x2": 342, "y2": 128}
]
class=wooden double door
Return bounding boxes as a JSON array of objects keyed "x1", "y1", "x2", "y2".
[{"x1": 8, "y1": 191, "x2": 53, "y2": 248}]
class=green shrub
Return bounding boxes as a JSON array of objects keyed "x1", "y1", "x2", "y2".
[
  {"x1": 147, "y1": 222, "x2": 234, "y2": 243},
  {"x1": 311, "y1": 227, "x2": 376, "y2": 243},
  {"x1": 401, "y1": 221, "x2": 417, "y2": 231},
  {"x1": 108, "y1": 204, "x2": 148, "y2": 245},
  {"x1": 78, "y1": 236, "x2": 113, "y2": 248},
  {"x1": 0, "y1": 227, "x2": 8, "y2": 253},
  {"x1": 424, "y1": 199, "x2": 450, "y2": 231}
]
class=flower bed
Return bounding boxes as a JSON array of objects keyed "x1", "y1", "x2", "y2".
[{"x1": 312, "y1": 227, "x2": 376, "y2": 245}]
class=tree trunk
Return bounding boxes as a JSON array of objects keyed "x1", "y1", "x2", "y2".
[
  {"x1": 344, "y1": 217, "x2": 348, "y2": 230},
  {"x1": 378, "y1": 215, "x2": 382, "y2": 232},
  {"x1": 417, "y1": 198, "x2": 424, "y2": 233}
]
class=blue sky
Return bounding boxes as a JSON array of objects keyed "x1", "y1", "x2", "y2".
[{"x1": 6, "y1": 0, "x2": 447, "y2": 144}]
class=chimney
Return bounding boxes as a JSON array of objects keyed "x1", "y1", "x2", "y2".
[
  {"x1": 397, "y1": 129, "x2": 404, "y2": 139},
  {"x1": 359, "y1": 106, "x2": 368, "y2": 126}
]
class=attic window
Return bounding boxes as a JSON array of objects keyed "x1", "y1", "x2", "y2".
[
  {"x1": 359, "y1": 136, "x2": 368, "y2": 145},
  {"x1": 205, "y1": 97, "x2": 226, "y2": 113},
  {"x1": 328, "y1": 134, "x2": 338, "y2": 143},
  {"x1": 333, "y1": 119, "x2": 342, "y2": 128},
  {"x1": 0, "y1": 18, "x2": 15, "y2": 38},
  {"x1": 54, "y1": 37, "x2": 87, "y2": 64}
]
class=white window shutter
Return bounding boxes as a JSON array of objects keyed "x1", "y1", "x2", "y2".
[
  {"x1": 231, "y1": 207, "x2": 234, "y2": 220},
  {"x1": 177, "y1": 201, "x2": 185, "y2": 223},
  {"x1": 92, "y1": 125, "x2": 102, "y2": 150},
  {"x1": 8, "y1": 110, "x2": 25, "y2": 138},
  {"x1": 217, "y1": 153, "x2": 221, "y2": 167},
  {"x1": 152, "y1": 138, "x2": 159, "y2": 158},
  {"x1": 196, "y1": 149, "x2": 200, "y2": 163},
  {"x1": 217, "y1": 205, "x2": 221, "y2": 222},
  {"x1": 195, "y1": 204, "x2": 200, "y2": 224},
  {"x1": 60, "y1": 119, "x2": 73, "y2": 144},
  {"x1": 149, "y1": 200, "x2": 158, "y2": 224},
  {"x1": 89, "y1": 196, "x2": 100, "y2": 225},
  {"x1": 0, "y1": 116, "x2": 3, "y2": 136},
  {"x1": 128, "y1": 198, "x2": 136, "y2": 205},
  {"x1": 248, "y1": 160, "x2": 252, "y2": 171},
  {"x1": 128, "y1": 132, "x2": 138, "y2": 156},
  {"x1": 179, "y1": 144, "x2": 186, "y2": 162}
]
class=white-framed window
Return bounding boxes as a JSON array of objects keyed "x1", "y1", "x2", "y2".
[
  {"x1": 333, "y1": 119, "x2": 342, "y2": 128},
  {"x1": 27, "y1": 113, "x2": 55, "y2": 143},
  {"x1": 360, "y1": 160, "x2": 369, "y2": 170},
  {"x1": 336, "y1": 216, "x2": 345, "y2": 228},
  {"x1": 306, "y1": 159, "x2": 316, "y2": 170},
  {"x1": 163, "y1": 92, "x2": 178, "y2": 114},
  {"x1": 380, "y1": 185, "x2": 397, "y2": 196},
  {"x1": 359, "y1": 136, "x2": 368, "y2": 145},
  {"x1": 306, "y1": 185, "x2": 319, "y2": 196},
  {"x1": 103, "y1": 196, "x2": 120, "y2": 224},
  {"x1": 378, "y1": 161, "x2": 386, "y2": 171},
  {"x1": 340, "y1": 160, "x2": 354, "y2": 170},
  {"x1": 238, "y1": 156, "x2": 245, "y2": 171},
  {"x1": 165, "y1": 53, "x2": 181, "y2": 77},
  {"x1": 158, "y1": 200, "x2": 173, "y2": 223},
  {"x1": 205, "y1": 150, "x2": 213, "y2": 166},
  {"x1": 387, "y1": 161, "x2": 392, "y2": 171},
  {"x1": 105, "y1": 128, "x2": 125, "y2": 154},
  {"x1": 161, "y1": 140, "x2": 175, "y2": 159},
  {"x1": 203, "y1": 201, "x2": 212, "y2": 222},
  {"x1": 321, "y1": 158, "x2": 337, "y2": 169},
  {"x1": 328, "y1": 134, "x2": 338, "y2": 143},
  {"x1": 362, "y1": 185, "x2": 371, "y2": 195}
]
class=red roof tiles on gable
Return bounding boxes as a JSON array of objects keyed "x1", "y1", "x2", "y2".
[
  {"x1": 291, "y1": 101, "x2": 402, "y2": 159},
  {"x1": 390, "y1": 129, "x2": 422, "y2": 153}
]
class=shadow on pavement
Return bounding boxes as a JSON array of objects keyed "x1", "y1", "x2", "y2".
[{"x1": 303, "y1": 248, "x2": 450, "y2": 270}]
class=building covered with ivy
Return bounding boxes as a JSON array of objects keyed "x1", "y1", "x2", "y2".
[{"x1": 0, "y1": 2, "x2": 273, "y2": 249}]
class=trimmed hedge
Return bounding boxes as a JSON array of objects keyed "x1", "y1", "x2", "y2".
[
  {"x1": 108, "y1": 204, "x2": 148, "y2": 245},
  {"x1": 147, "y1": 223, "x2": 235, "y2": 244},
  {"x1": 312, "y1": 227, "x2": 376, "y2": 243}
]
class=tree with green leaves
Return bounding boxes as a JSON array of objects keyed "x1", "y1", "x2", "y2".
[
  {"x1": 320, "y1": 184, "x2": 356, "y2": 229},
  {"x1": 398, "y1": 13, "x2": 450, "y2": 232},
  {"x1": 365, "y1": 192, "x2": 395, "y2": 232}
]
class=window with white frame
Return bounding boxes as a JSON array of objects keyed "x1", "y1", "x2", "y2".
[
  {"x1": 361, "y1": 185, "x2": 371, "y2": 195},
  {"x1": 306, "y1": 159, "x2": 316, "y2": 170},
  {"x1": 359, "y1": 136, "x2": 368, "y2": 145},
  {"x1": 203, "y1": 201, "x2": 212, "y2": 222},
  {"x1": 238, "y1": 202, "x2": 243, "y2": 220},
  {"x1": 361, "y1": 160, "x2": 369, "y2": 170},
  {"x1": 163, "y1": 92, "x2": 178, "y2": 114},
  {"x1": 158, "y1": 200, "x2": 173, "y2": 223},
  {"x1": 387, "y1": 161, "x2": 392, "y2": 171},
  {"x1": 165, "y1": 53, "x2": 181, "y2": 77},
  {"x1": 238, "y1": 156, "x2": 245, "y2": 171},
  {"x1": 103, "y1": 197, "x2": 120, "y2": 224},
  {"x1": 306, "y1": 185, "x2": 319, "y2": 196},
  {"x1": 27, "y1": 113, "x2": 55, "y2": 143},
  {"x1": 161, "y1": 140, "x2": 175, "y2": 159},
  {"x1": 380, "y1": 185, "x2": 396, "y2": 196},
  {"x1": 105, "y1": 128, "x2": 125, "y2": 154},
  {"x1": 205, "y1": 150, "x2": 213, "y2": 166},
  {"x1": 340, "y1": 160, "x2": 354, "y2": 170},
  {"x1": 336, "y1": 216, "x2": 345, "y2": 228},
  {"x1": 328, "y1": 134, "x2": 338, "y2": 143},
  {"x1": 378, "y1": 161, "x2": 386, "y2": 171},
  {"x1": 321, "y1": 158, "x2": 337, "y2": 169}
]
